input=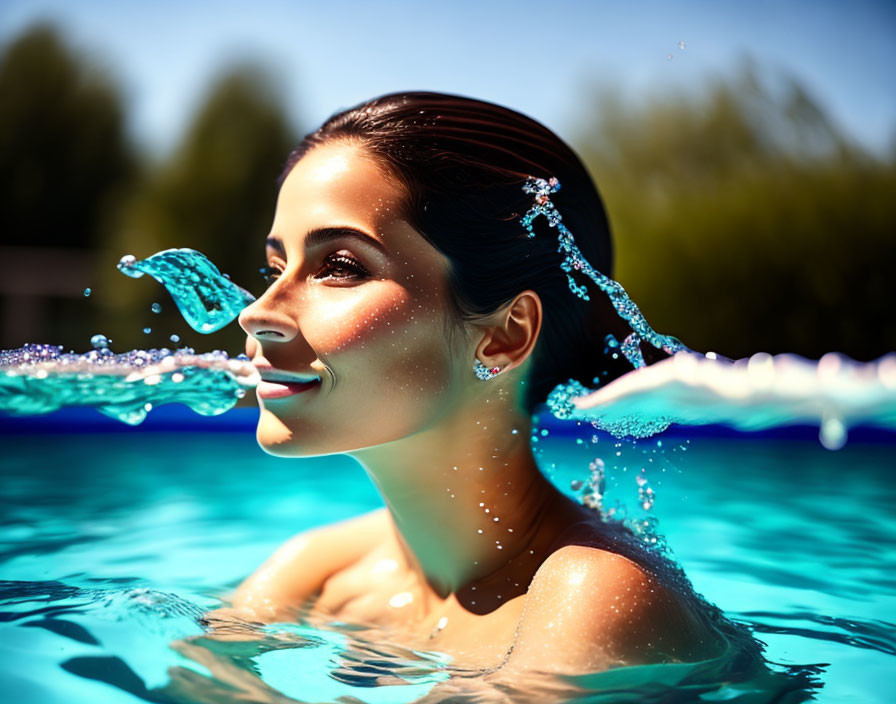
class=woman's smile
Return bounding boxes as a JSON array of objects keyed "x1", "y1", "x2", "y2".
[
  {"x1": 252, "y1": 360, "x2": 322, "y2": 399},
  {"x1": 256, "y1": 378, "x2": 321, "y2": 399}
]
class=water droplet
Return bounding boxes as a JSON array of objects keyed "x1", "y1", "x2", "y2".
[
  {"x1": 83, "y1": 288, "x2": 91, "y2": 297},
  {"x1": 117, "y1": 254, "x2": 143, "y2": 278},
  {"x1": 570, "y1": 479, "x2": 583, "y2": 491},
  {"x1": 170, "y1": 334, "x2": 180, "y2": 344},
  {"x1": 143, "y1": 327, "x2": 151, "y2": 334},
  {"x1": 90, "y1": 334, "x2": 109, "y2": 350},
  {"x1": 151, "y1": 302, "x2": 162, "y2": 314},
  {"x1": 819, "y1": 414, "x2": 847, "y2": 451}
]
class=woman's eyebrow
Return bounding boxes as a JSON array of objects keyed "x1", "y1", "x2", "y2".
[{"x1": 265, "y1": 227, "x2": 387, "y2": 256}]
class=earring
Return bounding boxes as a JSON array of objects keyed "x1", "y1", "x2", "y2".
[{"x1": 474, "y1": 359, "x2": 501, "y2": 381}]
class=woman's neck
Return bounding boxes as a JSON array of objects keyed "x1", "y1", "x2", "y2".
[{"x1": 351, "y1": 399, "x2": 588, "y2": 612}]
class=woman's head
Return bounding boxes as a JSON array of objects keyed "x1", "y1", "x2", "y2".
[{"x1": 240, "y1": 91, "x2": 635, "y2": 456}]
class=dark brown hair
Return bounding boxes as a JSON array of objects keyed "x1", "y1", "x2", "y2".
[{"x1": 280, "y1": 91, "x2": 642, "y2": 412}]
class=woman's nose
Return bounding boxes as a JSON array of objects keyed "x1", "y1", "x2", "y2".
[{"x1": 238, "y1": 301, "x2": 297, "y2": 343}]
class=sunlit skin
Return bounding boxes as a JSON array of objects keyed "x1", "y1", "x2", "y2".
[{"x1": 216, "y1": 140, "x2": 720, "y2": 677}]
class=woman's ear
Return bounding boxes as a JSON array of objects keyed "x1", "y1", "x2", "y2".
[{"x1": 474, "y1": 290, "x2": 542, "y2": 373}]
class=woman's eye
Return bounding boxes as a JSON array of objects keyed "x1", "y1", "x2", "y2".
[
  {"x1": 313, "y1": 253, "x2": 369, "y2": 281},
  {"x1": 258, "y1": 254, "x2": 369, "y2": 287}
]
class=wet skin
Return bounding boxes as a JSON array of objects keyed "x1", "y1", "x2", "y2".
[{"x1": 227, "y1": 140, "x2": 720, "y2": 675}]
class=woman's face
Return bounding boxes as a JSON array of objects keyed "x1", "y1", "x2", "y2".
[{"x1": 239, "y1": 140, "x2": 469, "y2": 456}]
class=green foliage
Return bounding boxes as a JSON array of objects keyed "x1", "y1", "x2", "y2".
[
  {"x1": 574, "y1": 61, "x2": 896, "y2": 360},
  {"x1": 0, "y1": 23, "x2": 137, "y2": 249},
  {"x1": 0, "y1": 24, "x2": 138, "y2": 349}
]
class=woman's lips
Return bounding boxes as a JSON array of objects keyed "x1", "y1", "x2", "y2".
[{"x1": 256, "y1": 379, "x2": 320, "y2": 399}]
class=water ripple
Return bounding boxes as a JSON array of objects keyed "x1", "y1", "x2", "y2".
[{"x1": 739, "y1": 611, "x2": 896, "y2": 656}]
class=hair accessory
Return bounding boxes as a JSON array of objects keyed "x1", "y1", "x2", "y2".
[
  {"x1": 520, "y1": 176, "x2": 689, "y2": 369},
  {"x1": 473, "y1": 359, "x2": 501, "y2": 381}
]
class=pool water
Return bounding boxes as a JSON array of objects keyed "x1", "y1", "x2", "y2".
[{"x1": 1, "y1": 409, "x2": 894, "y2": 703}]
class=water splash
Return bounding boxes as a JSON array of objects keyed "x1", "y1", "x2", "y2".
[
  {"x1": 0, "y1": 249, "x2": 262, "y2": 425},
  {"x1": 522, "y1": 177, "x2": 688, "y2": 369},
  {"x1": 565, "y1": 351, "x2": 896, "y2": 446},
  {"x1": 117, "y1": 249, "x2": 255, "y2": 333},
  {"x1": 0, "y1": 343, "x2": 259, "y2": 425}
]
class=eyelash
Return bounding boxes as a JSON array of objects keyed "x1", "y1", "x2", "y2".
[{"x1": 259, "y1": 253, "x2": 369, "y2": 285}]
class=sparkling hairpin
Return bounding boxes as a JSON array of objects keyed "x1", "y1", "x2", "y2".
[{"x1": 520, "y1": 176, "x2": 688, "y2": 370}]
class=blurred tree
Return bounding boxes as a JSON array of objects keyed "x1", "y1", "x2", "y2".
[
  {"x1": 99, "y1": 64, "x2": 299, "y2": 353},
  {"x1": 0, "y1": 23, "x2": 136, "y2": 249},
  {"x1": 0, "y1": 23, "x2": 137, "y2": 348},
  {"x1": 574, "y1": 59, "x2": 896, "y2": 361}
]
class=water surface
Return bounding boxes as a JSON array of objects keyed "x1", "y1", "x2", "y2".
[{"x1": 1, "y1": 416, "x2": 893, "y2": 702}]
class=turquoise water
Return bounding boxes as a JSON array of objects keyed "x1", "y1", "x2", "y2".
[{"x1": 1, "y1": 414, "x2": 893, "y2": 702}]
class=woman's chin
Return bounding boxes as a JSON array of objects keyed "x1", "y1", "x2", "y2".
[{"x1": 255, "y1": 409, "x2": 301, "y2": 456}]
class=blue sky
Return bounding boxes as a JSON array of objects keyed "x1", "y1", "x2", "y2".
[{"x1": 2, "y1": 0, "x2": 894, "y2": 156}]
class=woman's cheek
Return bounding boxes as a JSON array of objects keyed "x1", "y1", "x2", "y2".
[
  {"x1": 303, "y1": 284, "x2": 452, "y2": 394},
  {"x1": 301, "y1": 283, "x2": 414, "y2": 353}
]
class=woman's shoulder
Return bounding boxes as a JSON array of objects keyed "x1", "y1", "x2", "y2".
[
  {"x1": 228, "y1": 508, "x2": 392, "y2": 618},
  {"x1": 504, "y1": 536, "x2": 719, "y2": 674}
]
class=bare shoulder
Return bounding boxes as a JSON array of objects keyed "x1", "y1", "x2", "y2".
[
  {"x1": 227, "y1": 508, "x2": 391, "y2": 619},
  {"x1": 502, "y1": 544, "x2": 718, "y2": 675}
]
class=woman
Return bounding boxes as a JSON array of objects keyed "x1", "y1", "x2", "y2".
[{"x1": 214, "y1": 91, "x2": 727, "y2": 676}]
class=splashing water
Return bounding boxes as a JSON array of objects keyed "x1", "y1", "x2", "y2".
[
  {"x1": 1, "y1": 248, "x2": 261, "y2": 425},
  {"x1": 522, "y1": 176, "x2": 688, "y2": 368},
  {"x1": 0, "y1": 344, "x2": 258, "y2": 424},
  {"x1": 117, "y1": 249, "x2": 255, "y2": 333},
  {"x1": 561, "y1": 351, "x2": 896, "y2": 446}
]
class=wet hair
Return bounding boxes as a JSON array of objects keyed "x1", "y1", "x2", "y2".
[{"x1": 280, "y1": 91, "x2": 651, "y2": 412}]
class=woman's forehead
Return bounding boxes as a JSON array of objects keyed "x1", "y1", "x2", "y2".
[
  {"x1": 276, "y1": 143, "x2": 402, "y2": 229},
  {"x1": 269, "y1": 142, "x2": 450, "y2": 278}
]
